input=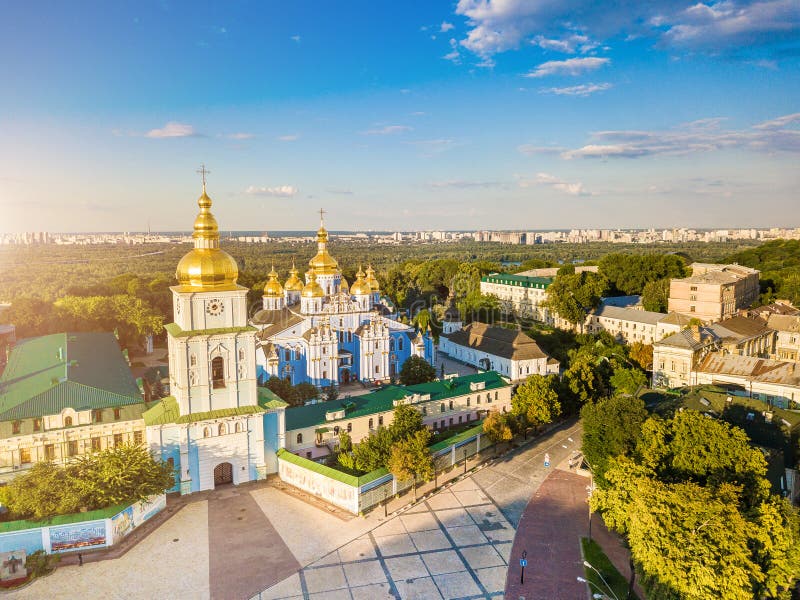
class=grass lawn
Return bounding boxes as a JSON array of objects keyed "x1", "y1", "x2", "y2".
[{"x1": 581, "y1": 537, "x2": 638, "y2": 600}]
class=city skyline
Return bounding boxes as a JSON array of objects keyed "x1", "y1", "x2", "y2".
[{"x1": 1, "y1": 1, "x2": 798, "y2": 233}]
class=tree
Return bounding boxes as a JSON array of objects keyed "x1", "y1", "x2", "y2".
[
  {"x1": 580, "y1": 395, "x2": 648, "y2": 482},
  {"x1": 399, "y1": 355, "x2": 436, "y2": 385},
  {"x1": 322, "y1": 384, "x2": 339, "y2": 403},
  {"x1": 641, "y1": 277, "x2": 672, "y2": 313},
  {"x1": 599, "y1": 254, "x2": 686, "y2": 296},
  {"x1": 73, "y1": 444, "x2": 175, "y2": 508},
  {"x1": 295, "y1": 382, "x2": 319, "y2": 403},
  {"x1": 562, "y1": 352, "x2": 608, "y2": 406},
  {"x1": 389, "y1": 403, "x2": 424, "y2": 441},
  {"x1": 511, "y1": 375, "x2": 561, "y2": 433},
  {"x1": 387, "y1": 429, "x2": 434, "y2": 501},
  {"x1": 413, "y1": 308, "x2": 431, "y2": 331},
  {"x1": 338, "y1": 430, "x2": 353, "y2": 454},
  {"x1": 0, "y1": 462, "x2": 85, "y2": 520},
  {"x1": 543, "y1": 271, "x2": 608, "y2": 326},
  {"x1": 352, "y1": 426, "x2": 395, "y2": 472},
  {"x1": 482, "y1": 411, "x2": 512, "y2": 454},
  {"x1": 628, "y1": 342, "x2": 653, "y2": 371},
  {"x1": 609, "y1": 366, "x2": 647, "y2": 396}
]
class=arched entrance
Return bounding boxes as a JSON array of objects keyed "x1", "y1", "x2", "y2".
[
  {"x1": 213, "y1": 462, "x2": 233, "y2": 487},
  {"x1": 341, "y1": 369, "x2": 350, "y2": 384}
]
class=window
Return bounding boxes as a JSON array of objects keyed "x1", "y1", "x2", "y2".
[
  {"x1": 296, "y1": 433, "x2": 303, "y2": 444},
  {"x1": 33, "y1": 418, "x2": 42, "y2": 431},
  {"x1": 114, "y1": 408, "x2": 121, "y2": 420},
  {"x1": 449, "y1": 418, "x2": 453, "y2": 426},
  {"x1": 114, "y1": 433, "x2": 123, "y2": 447},
  {"x1": 333, "y1": 426, "x2": 340, "y2": 436},
  {"x1": 690, "y1": 306, "x2": 696, "y2": 313},
  {"x1": 477, "y1": 395, "x2": 481, "y2": 405},
  {"x1": 218, "y1": 423, "x2": 226, "y2": 436},
  {"x1": 190, "y1": 354, "x2": 197, "y2": 367},
  {"x1": 487, "y1": 393, "x2": 492, "y2": 404},
  {"x1": 398, "y1": 338, "x2": 403, "y2": 351},
  {"x1": 440, "y1": 420, "x2": 445, "y2": 429},
  {"x1": 390, "y1": 338, "x2": 395, "y2": 351},
  {"x1": 449, "y1": 400, "x2": 454, "y2": 410},
  {"x1": 235, "y1": 422, "x2": 242, "y2": 433},
  {"x1": 167, "y1": 457, "x2": 175, "y2": 470},
  {"x1": 421, "y1": 406, "x2": 427, "y2": 416},
  {"x1": 369, "y1": 418, "x2": 374, "y2": 429},
  {"x1": 374, "y1": 342, "x2": 379, "y2": 350},
  {"x1": 378, "y1": 415, "x2": 384, "y2": 426},
  {"x1": 494, "y1": 391, "x2": 498, "y2": 401},
  {"x1": 440, "y1": 403, "x2": 445, "y2": 413},
  {"x1": 690, "y1": 286, "x2": 698, "y2": 291},
  {"x1": 93, "y1": 409, "x2": 103, "y2": 423},
  {"x1": 458, "y1": 415, "x2": 462, "y2": 424},
  {"x1": 690, "y1": 295, "x2": 697, "y2": 301},
  {"x1": 323, "y1": 347, "x2": 327, "y2": 355},
  {"x1": 347, "y1": 422, "x2": 352, "y2": 433},
  {"x1": 212, "y1": 356, "x2": 225, "y2": 388},
  {"x1": 11, "y1": 421, "x2": 20, "y2": 435},
  {"x1": 323, "y1": 370, "x2": 328, "y2": 380},
  {"x1": 20, "y1": 448, "x2": 31, "y2": 463},
  {"x1": 239, "y1": 348, "x2": 245, "y2": 362},
  {"x1": 64, "y1": 416, "x2": 73, "y2": 427},
  {"x1": 375, "y1": 365, "x2": 380, "y2": 374},
  {"x1": 204, "y1": 427, "x2": 211, "y2": 438},
  {"x1": 45, "y1": 444, "x2": 55, "y2": 460},
  {"x1": 285, "y1": 349, "x2": 291, "y2": 361},
  {"x1": 68, "y1": 440, "x2": 78, "y2": 457},
  {"x1": 134, "y1": 430, "x2": 143, "y2": 445},
  {"x1": 91, "y1": 437, "x2": 101, "y2": 451}
]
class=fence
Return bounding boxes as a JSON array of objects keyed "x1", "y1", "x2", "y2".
[
  {"x1": 277, "y1": 424, "x2": 494, "y2": 515},
  {"x1": 0, "y1": 494, "x2": 166, "y2": 555}
]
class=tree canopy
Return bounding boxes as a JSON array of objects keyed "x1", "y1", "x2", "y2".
[
  {"x1": 399, "y1": 355, "x2": 436, "y2": 385},
  {"x1": 543, "y1": 271, "x2": 609, "y2": 325},
  {"x1": 387, "y1": 429, "x2": 434, "y2": 501},
  {"x1": 598, "y1": 253, "x2": 687, "y2": 296},
  {"x1": 511, "y1": 374, "x2": 561, "y2": 431}
]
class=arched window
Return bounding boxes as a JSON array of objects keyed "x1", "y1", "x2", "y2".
[
  {"x1": 218, "y1": 423, "x2": 226, "y2": 436},
  {"x1": 167, "y1": 457, "x2": 175, "y2": 470},
  {"x1": 398, "y1": 338, "x2": 403, "y2": 351},
  {"x1": 369, "y1": 418, "x2": 374, "y2": 429},
  {"x1": 333, "y1": 426, "x2": 340, "y2": 436},
  {"x1": 390, "y1": 338, "x2": 396, "y2": 351},
  {"x1": 494, "y1": 391, "x2": 498, "y2": 400},
  {"x1": 440, "y1": 403, "x2": 445, "y2": 413},
  {"x1": 211, "y1": 356, "x2": 225, "y2": 388},
  {"x1": 190, "y1": 354, "x2": 197, "y2": 367},
  {"x1": 239, "y1": 348, "x2": 245, "y2": 362},
  {"x1": 347, "y1": 422, "x2": 352, "y2": 433},
  {"x1": 296, "y1": 433, "x2": 303, "y2": 444},
  {"x1": 449, "y1": 400, "x2": 454, "y2": 410},
  {"x1": 378, "y1": 415, "x2": 384, "y2": 426},
  {"x1": 235, "y1": 422, "x2": 242, "y2": 433},
  {"x1": 203, "y1": 427, "x2": 211, "y2": 438},
  {"x1": 64, "y1": 416, "x2": 73, "y2": 427},
  {"x1": 466, "y1": 397, "x2": 470, "y2": 407}
]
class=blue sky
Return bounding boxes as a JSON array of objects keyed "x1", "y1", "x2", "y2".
[{"x1": 1, "y1": 1, "x2": 798, "y2": 232}]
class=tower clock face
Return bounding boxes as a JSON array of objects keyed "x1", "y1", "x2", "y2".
[{"x1": 206, "y1": 298, "x2": 224, "y2": 316}]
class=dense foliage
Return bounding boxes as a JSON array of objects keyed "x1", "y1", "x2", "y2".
[
  {"x1": 398, "y1": 355, "x2": 436, "y2": 385},
  {"x1": 0, "y1": 445, "x2": 174, "y2": 521},
  {"x1": 598, "y1": 253, "x2": 687, "y2": 296},
  {"x1": 341, "y1": 404, "x2": 425, "y2": 473},
  {"x1": 265, "y1": 376, "x2": 319, "y2": 407},
  {"x1": 482, "y1": 411, "x2": 513, "y2": 452},
  {"x1": 726, "y1": 239, "x2": 800, "y2": 305},
  {"x1": 387, "y1": 428, "x2": 434, "y2": 501},
  {"x1": 511, "y1": 374, "x2": 561, "y2": 432},
  {"x1": 542, "y1": 271, "x2": 609, "y2": 325}
]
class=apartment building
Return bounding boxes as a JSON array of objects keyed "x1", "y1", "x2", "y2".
[
  {"x1": 668, "y1": 263, "x2": 760, "y2": 322},
  {"x1": 480, "y1": 273, "x2": 552, "y2": 321},
  {"x1": 586, "y1": 305, "x2": 681, "y2": 345},
  {"x1": 768, "y1": 314, "x2": 800, "y2": 362}
]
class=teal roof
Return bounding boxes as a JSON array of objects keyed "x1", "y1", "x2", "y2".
[
  {"x1": 481, "y1": 273, "x2": 552, "y2": 289},
  {"x1": 285, "y1": 371, "x2": 509, "y2": 431},
  {"x1": 165, "y1": 323, "x2": 256, "y2": 338},
  {"x1": 142, "y1": 395, "x2": 271, "y2": 425},
  {"x1": 0, "y1": 332, "x2": 143, "y2": 421},
  {"x1": 257, "y1": 386, "x2": 289, "y2": 410}
]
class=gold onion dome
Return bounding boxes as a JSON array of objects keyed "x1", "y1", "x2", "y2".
[
  {"x1": 302, "y1": 270, "x2": 325, "y2": 298},
  {"x1": 284, "y1": 262, "x2": 304, "y2": 292},
  {"x1": 263, "y1": 263, "x2": 284, "y2": 297},
  {"x1": 351, "y1": 266, "x2": 371, "y2": 296},
  {"x1": 340, "y1": 277, "x2": 350, "y2": 293},
  {"x1": 365, "y1": 264, "x2": 380, "y2": 291},
  {"x1": 176, "y1": 186, "x2": 239, "y2": 290},
  {"x1": 308, "y1": 221, "x2": 339, "y2": 275}
]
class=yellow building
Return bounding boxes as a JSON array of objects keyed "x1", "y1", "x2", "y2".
[{"x1": 668, "y1": 263, "x2": 760, "y2": 323}]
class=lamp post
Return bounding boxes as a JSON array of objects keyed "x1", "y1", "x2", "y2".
[
  {"x1": 577, "y1": 577, "x2": 613, "y2": 600},
  {"x1": 582, "y1": 561, "x2": 620, "y2": 600}
]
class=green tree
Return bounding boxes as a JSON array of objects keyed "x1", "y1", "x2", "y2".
[
  {"x1": 413, "y1": 308, "x2": 431, "y2": 331},
  {"x1": 580, "y1": 395, "x2": 648, "y2": 481},
  {"x1": 0, "y1": 462, "x2": 85, "y2": 520},
  {"x1": 543, "y1": 271, "x2": 608, "y2": 326},
  {"x1": 562, "y1": 352, "x2": 608, "y2": 406},
  {"x1": 609, "y1": 366, "x2": 647, "y2": 396},
  {"x1": 641, "y1": 277, "x2": 672, "y2": 312},
  {"x1": 482, "y1": 411, "x2": 512, "y2": 454},
  {"x1": 399, "y1": 355, "x2": 436, "y2": 385},
  {"x1": 387, "y1": 429, "x2": 434, "y2": 501},
  {"x1": 338, "y1": 430, "x2": 353, "y2": 454},
  {"x1": 389, "y1": 403, "x2": 424, "y2": 441},
  {"x1": 352, "y1": 426, "x2": 395, "y2": 472},
  {"x1": 599, "y1": 254, "x2": 686, "y2": 296},
  {"x1": 628, "y1": 341, "x2": 653, "y2": 371},
  {"x1": 749, "y1": 496, "x2": 800, "y2": 599},
  {"x1": 511, "y1": 374, "x2": 561, "y2": 433},
  {"x1": 322, "y1": 384, "x2": 339, "y2": 403},
  {"x1": 74, "y1": 444, "x2": 174, "y2": 508}
]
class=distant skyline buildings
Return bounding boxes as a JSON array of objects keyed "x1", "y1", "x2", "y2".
[{"x1": 1, "y1": 2, "x2": 798, "y2": 233}]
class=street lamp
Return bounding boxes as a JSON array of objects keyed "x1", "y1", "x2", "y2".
[
  {"x1": 577, "y1": 576, "x2": 618, "y2": 600},
  {"x1": 583, "y1": 561, "x2": 620, "y2": 600}
]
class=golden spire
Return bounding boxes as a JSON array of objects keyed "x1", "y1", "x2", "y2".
[
  {"x1": 351, "y1": 264, "x2": 371, "y2": 296},
  {"x1": 365, "y1": 264, "x2": 380, "y2": 292},
  {"x1": 308, "y1": 208, "x2": 339, "y2": 275},
  {"x1": 175, "y1": 169, "x2": 239, "y2": 290}
]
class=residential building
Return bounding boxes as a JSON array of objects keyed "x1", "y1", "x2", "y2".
[
  {"x1": 768, "y1": 314, "x2": 800, "y2": 362},
  {"x1": 439, "y1": 321, "x2": 559, "y2": 380},
  {"x1": 0, "y1": 332, "x2": 146, "y2": 482},
  {"x1": 284, "y1": 371, "x2": 512, "y2": 460},
  {"x1": 667, "y1": 263, "x2": 760, "y2": 322},
  {"x1": 586, "y1": 305, "x2": 679, "y2": 345},
  {"x1": 652, "y1": 325, "x2": 721, "y2": 388},
  {"x1": 712, "y1": 315, "x2": 774, "y2": 357},
  {"x1": 479, "y1": 273, "x2": 552, "y2": 321}
]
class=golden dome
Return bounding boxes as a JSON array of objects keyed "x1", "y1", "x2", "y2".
[
  {"x1": 351, "y1": 266, "x2": 371, "y2": 296},
  {"x1": 263, "y1": 263, "x2": 284, "y2": 297},
  {"x1": 176, "y1": 186, "x2": 239, "y2": 290},
  {"x1": 284, "y1": 262, "x2": 304, "y2": 292},
  {"x1": 340, "y1": 277, "x2": 350, "y2": 293},
  {"x1": 365, "y1": 264, "x2": 380, "y2": 292},
  {"x1": 308, "y1": 220, "x2": 340, "y2": 275},
  {"x1": 302, "y1": 270, "x2": 325, "y2": 298}
]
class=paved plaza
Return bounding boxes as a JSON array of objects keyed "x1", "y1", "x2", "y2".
[{"x1": 9, "y1": 420, "x2": 588, "y2": 600}]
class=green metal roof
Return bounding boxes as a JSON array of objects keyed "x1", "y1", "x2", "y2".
[
  {"x1": 481, "y1": 273, "x2": 552, "y2": 289},
  {"x1": 257, "y1": 386, "x2": 289, "y2": 410},
  {"x1": 0, "y1": 332, "x2": 144, "y2": 421},
  {"x1": 284, "y1": 371, "x2": 509, "y2": 431},
  {"x1": 142, "y1": 395, "x2": 268, "y2": 425},
  {"x1": 277, "y1": 448, "x2": 359, "y2": 486},
  {"x1": 165, "y1": 323, "x2": 256, "y2": 338}
]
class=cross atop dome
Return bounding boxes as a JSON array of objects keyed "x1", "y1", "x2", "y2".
[
  {"x1": 318, "y1": 208, "x2": 326, "y2": 227},
  {"x1": 197, "y1": 164, "x2": 211, "y2": 190}
]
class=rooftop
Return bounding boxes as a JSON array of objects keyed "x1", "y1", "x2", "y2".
[
  {"x1": 0, "y1": 332, "x2": 143, "y2": 421},
  {"x1": 442, "y1": 322, "x2": 550, "y2": 361},
  {"x1": 593, "y1": 304, "x2": 665, "y2": 326},
  {"x1": 285, "y1": 371, "x2": 510, "y2": 431},
  {"x1": 711, "y1": 315, "x2": 771, "y2": 340},
  {"x1": 767, "y1": 314, "x2": 800, "y2": 333},
  {"x1": 656, "y1": 326, "x2": 720, "y2": 350},
  {"x1": 481, "y1": 273, "x2": 552, "y2": 289},
  {"x1": 697, "y1": 353, "x2": 800, "y2": 387}
]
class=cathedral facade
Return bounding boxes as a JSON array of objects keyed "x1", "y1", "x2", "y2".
[{"x1": 253, "y1": 219, "x2": 435, "y2": 387}]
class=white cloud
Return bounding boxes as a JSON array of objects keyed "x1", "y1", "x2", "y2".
[
  {"x1": 277, "y1": 134, "x2": 300, "y2": 141},
  {"x1": 245, "y1": 185, "x2": 299, "y2": 197},
  {"x1": 441, "y1": 21, "x2": 455, "y2": 32},
  {"x1": 562, "y1": 112, "x2": 800, "y2": 159},
  {"x1": 429, "y1": 179, "x2": 502, "y2": 188},
  {"x1": 524, "y1": 172, "x2": 592, "y2": 196},
  {"x1": 225, "y1": 132, "x2": 255, "y2": 140},
  {"x1": 145, "y1": 121, "x2": 197, "y2": 138},
  {"x1": 361, "y1": 125, "x2": 412, "y2": 135},
  {"x1": 291, "y1": 35, "x2": 301, "y2": 43},
  {"x1": 517, "y1": 144, "x2": 565, "y2": 155},
  {"x1": 524, "y1": 57, "x2": 610, "y2": 78},
  {"x1": 533, "y1": 33, "x2": 598, "y2": 53},
  {"x1": 540, "y1": 82, "x2": 612, "y2": 96}
]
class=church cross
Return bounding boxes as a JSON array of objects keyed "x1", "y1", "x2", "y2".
[
  {"x1": 197, "y1": 164, "x2": 211, "y2": 188},
  {"x1": 318, "y1": 208, "x2": 326, "y2": 224}
]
